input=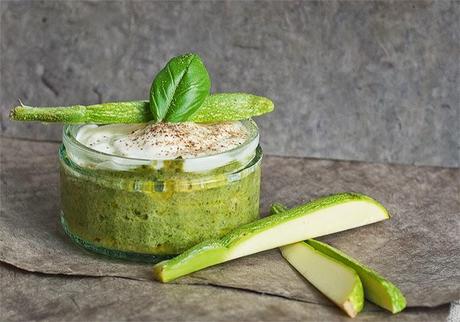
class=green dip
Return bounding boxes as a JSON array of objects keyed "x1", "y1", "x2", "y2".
[{"x1": 59, "y1": 123, "x2": 262, "y2": 261}]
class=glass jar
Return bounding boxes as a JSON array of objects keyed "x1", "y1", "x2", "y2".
[{"x1": 59, "y1": 120, "x2": 262, "y2": 262}]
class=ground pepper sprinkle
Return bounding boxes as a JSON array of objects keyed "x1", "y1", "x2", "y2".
[{"x1": 112, "y1": 121, "x2": 249, "y2": 159}]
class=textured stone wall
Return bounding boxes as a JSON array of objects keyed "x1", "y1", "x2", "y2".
[{"x1": 1, "y1": 0, "x2": 458, "y2": 166}]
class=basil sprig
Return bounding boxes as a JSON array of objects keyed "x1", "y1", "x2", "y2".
[{"x1": 150, "y1": 53, "x2": 211, "y2": 122}]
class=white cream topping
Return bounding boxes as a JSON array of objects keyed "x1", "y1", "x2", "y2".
[{"x1": 75, "y1": 122, "x2": 257, "y2": 172}]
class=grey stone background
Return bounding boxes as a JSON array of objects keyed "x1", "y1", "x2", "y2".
[{"x1": 1, "y1": 0, "x2": 459, "y2": 167}]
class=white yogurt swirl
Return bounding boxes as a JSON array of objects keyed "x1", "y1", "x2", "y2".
[{"x1": 74, "y1": 121, "x2": 258, "y2": 172}]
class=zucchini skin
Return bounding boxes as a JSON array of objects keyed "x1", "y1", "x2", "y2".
[
  {"x1": 10, "y1": 93, "x2": 274, "y2": 124},
  {"x1": 10, "y1": 101, "x2": 151, "y2": 124}
]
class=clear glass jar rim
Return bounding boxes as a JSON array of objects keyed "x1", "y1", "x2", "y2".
[
  {"x1": 62, "y1": 119, "x2": 259, "y2": 164},
  {"x1": 59, "y1": 144, "x2": 262, "y2": 192}
]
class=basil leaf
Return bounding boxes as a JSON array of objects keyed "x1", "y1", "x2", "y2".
[{"x1": 150, "y1": 53, "x2": 211, "y2": 122}]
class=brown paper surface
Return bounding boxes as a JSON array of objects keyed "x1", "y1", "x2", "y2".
[{"x1": 1, "y1": 138, "x2": 459, "y2": 310}]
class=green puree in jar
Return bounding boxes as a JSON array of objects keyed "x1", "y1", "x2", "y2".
[
  {"x1": 59, "y1": 121, "x2": 262, "y2": 260},
  {"x1": 9, "y1": 53, "x2": 273, "y2": 262}
]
